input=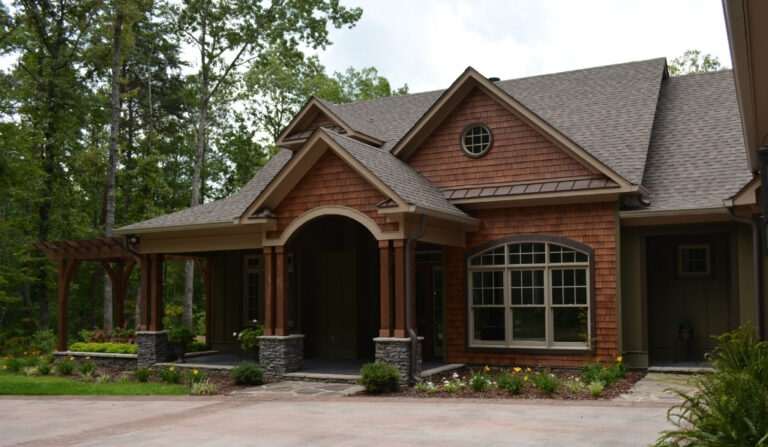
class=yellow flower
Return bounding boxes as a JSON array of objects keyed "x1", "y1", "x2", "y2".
[
  {"x1": 616, "y1": 356, "x2": 623, "y2": 362},
  {"x1": 523, "y1": 375, "x2": 528, "y2": 381},
  {"x1": 39, "y1": 356, "x2": 43, "y2": 359},
  {"x1": 148, "y1": 367, "x2": 152, "y2": 371},
  {"x1": 69, "y1": 356, "x2": 74, "y2": 361},
  {"x1": 169, "y1": 366, "x2": 174, "y2": 371},
  {"x1": 535, "y1": 371, "x2": 540, "y2": 375},
  {"x1": 513, "y1": 367, "x2": 522, "y2": 373},
  {"x1": 85, "y1": 356, "x2": 90, "y2": 360},
  {"x1": 483, "y1": 365, "x2": 490, "y2": 372},
  {"x1": 2, "y1": 365, "x2": 7, "y2": 370},
  {"x1": 525, "y1": 367, "x2": 531, "y2": 372},
  {"x1": 23, "y1": 351, "x2": 27, "y2": 355},
  {"x1": 193, "y1": 370, "x2": 199, "y2": 375}
]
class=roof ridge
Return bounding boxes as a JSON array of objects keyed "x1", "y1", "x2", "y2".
[{"x1": 669, "y1": 68, "x2": 734, "y2": 79}]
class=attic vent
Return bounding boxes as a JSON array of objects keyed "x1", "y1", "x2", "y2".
[{"x1": 488, "y1": 77, "x2": 500, "y2": 82}]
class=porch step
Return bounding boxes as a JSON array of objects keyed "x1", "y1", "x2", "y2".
[
  {"x1": 648, "y1": 365, "x2": 713, "y2": 374},
  {"x1": 283, "y1": 371, "x2": 360, "y2": 384}
]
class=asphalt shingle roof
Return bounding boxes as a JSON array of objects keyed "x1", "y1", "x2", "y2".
[
  {"x1": 116, "y1": 149, "x2": 293, "y2": 232},
  {"x1": 640, "y1": 70, "x2": 753, "y2": 211},
  {"x1": 322, "y1": 129, "x2": 470, "y2": 219}
]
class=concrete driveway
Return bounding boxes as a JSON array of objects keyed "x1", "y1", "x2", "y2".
[{"x1": 1, "y1": 395, "x2": 673, "y2": 446}]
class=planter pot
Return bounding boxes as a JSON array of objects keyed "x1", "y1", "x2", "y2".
[{"x1": 173, "y1": 343, "x2": 187, "y2": 363}]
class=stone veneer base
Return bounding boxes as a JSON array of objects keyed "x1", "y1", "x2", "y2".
[
  {"x1": 136, "y1": 330, "x2": 170, "y2": 368},
  {"x1": 373, "y1": 337, "x2": 423, "y2": 383},
  {"x1": 258, "y1": 334, "x2": 304, "y2": 379}
]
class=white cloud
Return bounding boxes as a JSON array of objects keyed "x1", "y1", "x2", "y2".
[{"x1": 315, "y1": 0, "x2": 732, "y2": 92}]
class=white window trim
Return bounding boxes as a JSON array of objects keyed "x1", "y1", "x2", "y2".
[
  {"x1": 468, "y1": 242, "x2": 591, "y2": 350},
  {"x1": 677, "y1": 244, "x2": 711, "y2": 277},
  {"x1": 242, "y1": 254, "x2": 264, "y2": 327}
]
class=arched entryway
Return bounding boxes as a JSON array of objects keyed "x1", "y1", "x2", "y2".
[{"x1": 287, "y1": 215, "x2": 380, "y2": 360}]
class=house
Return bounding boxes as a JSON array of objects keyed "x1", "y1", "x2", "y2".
[{"x1": 40, "y1": 56, "x2": 765, "y2": 380}]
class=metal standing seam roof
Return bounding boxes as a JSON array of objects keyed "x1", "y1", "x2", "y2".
[{"x1": 640, "y1": 70, "x2": 753, "y2": 211}]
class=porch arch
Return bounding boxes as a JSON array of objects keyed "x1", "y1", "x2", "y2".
[{"x1": 268, "y1": 205, "x2": 390, "y2": 245}]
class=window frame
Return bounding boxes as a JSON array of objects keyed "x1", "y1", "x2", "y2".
[
  {"x1": 677, "y1": 244, "x2": 711, "y2": 277},
  {"x1": 242, "y1": 254, "x2": 265, "y2": 327},
  {"x1": 464, "y1": 235, "x2": 595, "y2": 353},
  {"x1": 460, "y1": 122, "x2": 493, "y2": 158}
]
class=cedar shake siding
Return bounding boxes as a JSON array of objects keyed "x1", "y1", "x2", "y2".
[
  {"x1": 267, "y1": 149, "x2": 398, "y2": 239},
  {"x1": 408, "y1": 88, "x2": 596, "y2": 189},
  {"x1": 443, "y1": 203, "x2": 617, "y2": 367}
]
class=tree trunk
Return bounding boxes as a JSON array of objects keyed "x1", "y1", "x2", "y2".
[
  {"x1": 90, "y1": 265, "x2": 101, "y2": 328},
  {"x1": 103, "y1": 12, "x2": 124, "y2": 330}
]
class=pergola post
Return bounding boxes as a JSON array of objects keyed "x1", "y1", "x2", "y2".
[
  {"x1": 263, "y1": 246, "x2": 275, "y2": 336},
  {"x1": 275, "y1": 246, "x2": 288, "y2": 336},
  {"x1": 393, "y1": 239, "x2": 406, "y2": 338},
  {"x1": 57, "y1": 259, "x2": 82, "y2": 351},
  {"x1": 137, "y1": 253, "x2": 167, "y2": 367},
  {"x1": 101, "y1": 260, "x2": 136, "y2": 329},
  {"x1": 379, "y1": 240, "x2": 393, "y2": 337}
]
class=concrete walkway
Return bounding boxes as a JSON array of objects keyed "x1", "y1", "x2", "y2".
[
  {"x1": 614, "y1": 372, "x2": 699, "y2": 402},
  {"x1": 0, "y1": 396, "x2": 674, "y2": 446},
  {"x1": 231, "y1": 380, "x2": 364, "y2": 398}
]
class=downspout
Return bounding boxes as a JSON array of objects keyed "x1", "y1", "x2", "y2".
[
  {"x1": 405, "y1": 214, "x2": 427, "y2": 383},
  {"x1": 726, "y1": 207, "x2": 763, "y2": 339}
]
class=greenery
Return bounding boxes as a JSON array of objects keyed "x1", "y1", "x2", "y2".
[
  {"x1": 167, "y1": 327, "x2": 195, "y2": 346},
  {"x1": 157, "y1": 366, "x2": 181, "y2": 384},
  {"x1": 0, "y1": 372, "x2": 187, "y2": 396},
  {"x1": 190, "y1": 378, "x2": 218, "y2": 395},
  {"x1": 565, "y1": 378, "x2": 585, "y2": 394},
  {"x1": 358, "y1": 362, "x2": 401, "y2": 394},
  {"x1": 135, "y1": 367, "x2": 150, "y2": 382},
  {"x1": 68, "y1": 342, "x2": 137, "y2": 354},
  {"x1": 531, "y1": 372, "x2": 561, "y2": 394},
  {"x1": 55, "y1": 360, "x2": 75, "y2": 376},
  {"x1": 185, "y1": 369, "x2": 205, "y2": 385},
  {"x1": 656, "y1": 324, "x2": 768, "y2": 446},
  {"x1": 188, "y1": 341, "x2": 209, "y2": 352},
  {"x1": 230, "y1": 361, "x2": 264, "y2": 386},
  {"x1": 588, "y1": 380, "x2": 604, "y2": 397},
  {"x1": 496, "y1": 370, "x2": 525, "y2": 395},
  {"x1": 668, "y1": 49, "x2": 723, "y2": 76},
  {"x1": 236, "y1": 325, "x2": 264, "y2": 350},
  {"x1": 0, "y1": 0, "x2": 404, "y2": 347},
  {"x1": 77, "y1": 362, "x2": 97, "y2": 377},
  {"x1": 468, "y1": 367, "x2": 493, "y2": 392},
  {"x1": 581, "y1": 357, "x2": 626, "y2": 386}
]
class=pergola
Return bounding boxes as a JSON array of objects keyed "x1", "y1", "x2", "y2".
[{"x1": 34, "y1": 236, "x2": 211, "y2": 352}]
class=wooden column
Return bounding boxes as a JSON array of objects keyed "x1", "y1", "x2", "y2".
[
  {"x1": 393, "y1": 239, "x2": 406, "y2": 338},
  {"x1": 379, "y1": 240, "x2": 393, "y2": 337},
  {"x1": 264, "y1": 246, "x2": 275, "y2": 336},
  {"x1": 140, "y1": 254, "x2": 164, "y2": 331},
  {"x1": 275, "y1": 246, "x2": 288, "y2": 336},
  {"x1": 57, "y1": 259, "x2": 82, "y2": 351},
  {"x1": 194, "y1": 258, "x2": 212, "y2": 345}
]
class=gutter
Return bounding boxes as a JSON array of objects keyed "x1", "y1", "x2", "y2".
[
  {"x1": 726, "y1": 207, "x2": 763, "y2": 339},
  {"x1": 405, "y1": 214, "x2": 427, "y2": 383}
]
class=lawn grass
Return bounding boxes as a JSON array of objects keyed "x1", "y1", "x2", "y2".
[{"x1": 0, "y1": 360, "x2": 188, "y2": 396}]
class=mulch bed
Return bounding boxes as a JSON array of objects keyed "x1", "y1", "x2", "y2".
[{"x1": 390, "y1": 367, "x2": 645, "y2": 400}]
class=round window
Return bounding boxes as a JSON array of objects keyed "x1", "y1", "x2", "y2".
[{"x1": 460, "y1": 123, "x2": 493, "y2": 157}]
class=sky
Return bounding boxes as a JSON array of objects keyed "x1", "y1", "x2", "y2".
[{"x1": 310, "y1": 0, "x2": 733, "y2": 93}]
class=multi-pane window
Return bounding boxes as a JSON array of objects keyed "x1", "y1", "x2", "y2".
[
  {"x1": 468, "y1": 241, "x2": 591, "y2": 349},
  {"x1": 677, "y1": 244, "x2": 710, "y2": 276},
  {"x1": 243, "y1": 255, "x2": 264, "y2": 326},
  {"x1": 461, "y1": 124, "x2": 493, "y2": 157}
]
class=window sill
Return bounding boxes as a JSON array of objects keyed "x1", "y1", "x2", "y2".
[{"x1": 467, "y1": 344, "x2": 594, "y2": 356}]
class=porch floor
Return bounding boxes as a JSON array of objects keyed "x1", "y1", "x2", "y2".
[{"x1": 648, "y1": 361, "x2": 713, "y2": 374}]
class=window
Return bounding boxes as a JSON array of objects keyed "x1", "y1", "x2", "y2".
[
  {"x1": 243, "y1": 254, "x2": 264, "y2": 326},
  {"x1": 461, "y1": 123, "x2": 493, "y2": 157},
  {"x1": 678, "y1": 244, "x2": 710, "y2": 276},
  {"x1": 468, "y1": 240, "x2": 591, "y2": 349}
]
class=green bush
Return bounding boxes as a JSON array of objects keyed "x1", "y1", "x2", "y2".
[
  {"x1": 358, "y1": 362, "x2": 400, "y2": 394},
  {"x1": 190, "y1": 378, "x2": 218, "y2": 395},
  {"x1": 167, "y1": 327, "x2": 195, "y2": 346},
  {"x1": 236, "y1": 326, "x2": 264, "y2": 350},
  {"x1": 78, "y1": 361, "x2": 97, "y2": 376},
  {"x1": 5, "y1": 357, "x2": 25, "y2": 374},
  {"x1": 582, "y1": 361, "x2": 625, "y2": 386},
  {"x1": 135, "y1": 367, "x2": 151, "y2": 382},
  {"x1": 56, "y1": 360, "x2": 75, "y2": 376},
  {"x1": 30, "y1": 330, "x2": 57, "y2": 353},
  {"x1": 230, "y1": 362, "x2": 264, "y2": 385},
  {"x1": 656, "y1": 324, "x2": 768, "y2": 446},
  {"x1": 188, "y1": 341, "x2": 208, "y2": 352},
  {"x1": 185, "y1": 369, "x2": 205, "y2": 384},
  {"x1": 37, "y1": 362, "x2": 51, "y2": 375},
  {"x1": 158, "y1": 366, "x2": 181, "y2": 384},
  {"x1": 531, "y1": 372, "x2": 561, "y2": 394},
  {"x1": 496, "y1": 371, "x2": 525, "y2": 395},
  {"x1": 68, "y1": 342, "x2": 137, "y2": 354},
  {"x1": 468, "y1": 370, "x2": 492, "y2": 392},
  {"x1": 588, "y1": 380, "x2": 604, "y2": 396}
]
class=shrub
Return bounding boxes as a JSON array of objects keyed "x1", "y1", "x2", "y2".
[
  {"x1": 78, "y1": 361, "x2": 97, "y2": 376},
  {"x1": 56, "y1": 360, "x2": 75, "y2": 376},
  {"x1": 29, "y1": 330, "x2": 57, "y2": 353},
  {"x1": 468, "y1": 369, "x2": 493, "y2": 392},
  {"x1": 68, "y1": 342, "x2": 137, "y2": 354},
  {"x1": 440, "y1": 372, "x2": 466, "y2": 393},
  {"x1": 188, "y1": 341, "x2": 208, "y2": 352},
  {"x1": 96, "y1": 374, "x2": 111, "y2": 384},
  {"x1": 135, "y1": 367, "x2": 151, "y2": 382},
  {"x1": 236, "y1": 325, "x2": 264, "y2": 350},
  {"x1": 496, "y1": 370, "x2": 525, "y2": 395},
  {"x1": 531, "y1": 372, "x2": 561, "y2": 394},
  {"x1": 230, "y1": 362, "x2": 264, "y2": 385},
  {"x1": 21, "y1": 366, "x2": 38, "y2": 376},
  {"x1": 80, "y1": 326, "x2": 136, "y2": 344},
  {"x1": 414, "y1": 380, "x2": 438, "y2": 394},
  {"x1": 656, "y1": 324, "x2": 768, "y2": 446},
  {"x1": 37, "y1": 362, "x2": 51, "y2": 376},
  {"x1": 5, "y1": 357, "x2": 24, "y2": 374},
  {"x1": 565, "y1": 378, "x2": 585, "y2": 394},
  {"x1": 582, "y1": 359, "x2": 625, "y2": 386},
  {"x1": 158, "y1": 366, "x2": 181, "y2": 384},
  {"x1": 186, "y1": 369, "x2": 205, "y2": 385},
  {"x1": 190, "y1": 378, "x2": 218, "y2": 395},
  {"x1": 588, "y1": 380, "x2": 605, "y2": 396},
  {"x1": 358, "y1": 362, "x2": 400, "y2": 394},
  {"x1": 167, "y1": 327, "x2": 195, "y2": 347}
]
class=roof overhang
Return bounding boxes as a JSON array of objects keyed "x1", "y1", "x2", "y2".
[
  {"x1": 390, "y1": 66, "x2": 636, "y2": 191},
  {"x1": 619, "y1": 207, "x2": 731, "y2": 226},
  {"x1": 723, "y1": 0, "x2": 768, "y2": 173},
  {"x1": 275, "y1": 97, "x2": 383, "y2": 149}
]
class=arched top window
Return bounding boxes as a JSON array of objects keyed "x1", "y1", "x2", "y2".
[{"x1": 467, "y1": 237, "x2": 593, "y2": 350}]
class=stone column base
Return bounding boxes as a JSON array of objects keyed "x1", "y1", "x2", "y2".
[
  {"x1": 373, "y1": 337, "x2": 423, "y2": 383},
  {"x1": 136, "y1": 331, "x2": 170, "y2": 368},
  {"x1": 258, "y1": 334, "x2": 304, "y2": 379}
]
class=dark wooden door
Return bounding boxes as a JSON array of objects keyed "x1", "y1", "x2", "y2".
[{"x1": 415, "y1": 265, "x2": 434, "y2": 358}]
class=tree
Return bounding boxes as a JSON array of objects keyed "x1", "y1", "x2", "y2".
[
  {"x1": 173, "y1": 0, "x2": 362, "y2": 329},
  {"x1": 668, "y1": 49, "x2": 723, "y2": 76}
]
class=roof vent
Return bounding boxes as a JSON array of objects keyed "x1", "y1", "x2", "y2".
[{"x1": 488, "y1": 77, "x2": 500, "y2": 82}]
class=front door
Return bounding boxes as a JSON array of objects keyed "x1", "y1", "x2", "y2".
[{"x1": 415, "y1": 265, "x2": 444, "y2": 360}]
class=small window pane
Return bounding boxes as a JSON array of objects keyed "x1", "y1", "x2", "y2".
[
  {"x1": 474, "y1": 308, "x2": 505, "y2": 342},
  {"x1": 462, "y1": 124, "x2": 492, "y2": 156},
  {"x1": 678, "y1": 245, "x2": 710, "y2": 275},
  {"x1": 509, "y1": 243, "x2": 545, "y2": 265},
  {"x1": 471, "y1": 246, "x2": 505, "y2": 266},
  {"x1": 553, "y1": 307, "x2": 588, "y2": 343},
  {"x1": 511, "y1": 307, "x2": 545, "y2": 341},
  {"x1": 549, "y1": 244, "x2": 588, "y2": 264}
]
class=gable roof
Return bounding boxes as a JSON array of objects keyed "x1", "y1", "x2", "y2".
[
  {"x1": 639, "y1": 70, "x2": 753, "y2": 211},
  {"x1": 115, "y1": 149, "x2": 293, "y2": 234}
]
